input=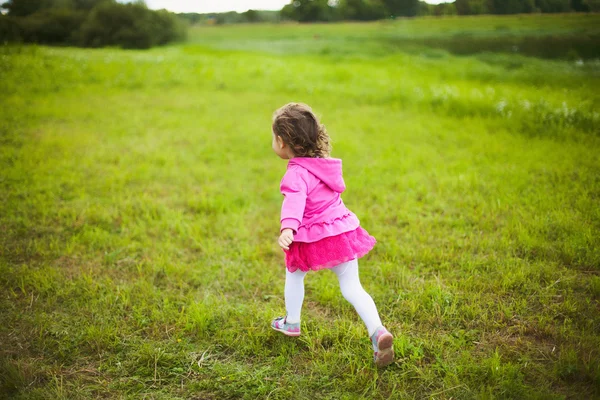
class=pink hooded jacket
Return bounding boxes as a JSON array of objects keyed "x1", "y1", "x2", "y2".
[{"x1": 280, "y1": 157, "x2": 360, "y2": 243}]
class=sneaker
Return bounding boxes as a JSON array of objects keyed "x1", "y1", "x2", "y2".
[
  {"x1": 371, "y1": 326, "x2": 394, "y2": 367},
  {"x1": 271, "y1": 316, "x2": 301, "y2": 337}
]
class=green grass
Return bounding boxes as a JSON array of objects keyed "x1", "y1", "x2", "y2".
[{"x1": 1, "y1": 14, "x2": 600, "y2": 399}]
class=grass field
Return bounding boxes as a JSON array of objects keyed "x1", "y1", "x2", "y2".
[
  {"x1": 1, "y1": 13, "x2": 600, "y2": 399},
  {"x1": 188, "y1": 13, "x2": 600, "y2": 59}
]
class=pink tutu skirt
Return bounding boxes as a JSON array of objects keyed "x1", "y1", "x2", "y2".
[{"x1": 285, "y1": 226, "x2": 376, "y2": 273}]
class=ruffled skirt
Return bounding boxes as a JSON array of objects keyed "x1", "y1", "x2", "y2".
[{"x1": 284, "y1": 226, "x2": 376, "y2": 273}]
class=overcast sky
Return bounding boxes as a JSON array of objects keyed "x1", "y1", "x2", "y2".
[{"x1": 145, "y1": 0, "x2": 448, "y2": 14}]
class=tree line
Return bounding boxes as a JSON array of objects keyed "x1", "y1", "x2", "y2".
[
  {"x1": 178, "y1": 0, "x2": 599, "y2": 25},
  {"x1": 0, "y1": 0, "x2": 186, "y2": 48},
  {"x1": 279, "y1": 0, "x2": 598, "y2": 22},
  {"x1": 178, "y1": 10, "x2": 281, "y2": 25}
]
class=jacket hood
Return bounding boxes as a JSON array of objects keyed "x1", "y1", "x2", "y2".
[{"x1": 289, "y1": 157, "x2": 346, "y2": 193}]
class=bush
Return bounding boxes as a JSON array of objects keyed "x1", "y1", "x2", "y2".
[
  {"x1": 0, "y1": 0, "x2": 186, "y2": 49},
  {"x1": 77, "y1": 2, "x2": 186, "y2": 49},
  {"x1": 0, "y1": 9, "x2": 86, "y2": 44},
  {"x1": 20, "y1": 9, "x2": 86, "y2": 44}
]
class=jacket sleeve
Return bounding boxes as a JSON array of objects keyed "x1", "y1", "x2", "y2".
[{"x1": 280, "y1": 168, "x2": 308, "y2": 234}]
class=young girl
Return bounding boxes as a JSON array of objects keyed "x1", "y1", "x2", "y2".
[{"x1": 270, "y1": 102, "x2": 394, "y2": 367}]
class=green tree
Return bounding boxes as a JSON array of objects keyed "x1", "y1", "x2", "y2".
[
  {"x1": 177, "y1": 12, "x2": 203, "y2": 25},
  {"x1": 2, "y1": 0, "x2": 45, "y2": 16},
  {"x1": 280, "y1": 0, "x2": 337, "y2": 22},
  {"x1": 242, "y1": 9, "x2": 260, "y2": 22},
  {"x1": 215, "y1": 11, "x2": 244, "y2": 24},
  {"x1": 487, "y1": 0, "x2": 534, "y2": 13},
  {"x1": 583, "y1": 0, "x2": 600, "y2": 11},
  {"x1": 534, "y1": 0, "x2": 572, "y2": 12},
  {"x1": 382, "y1": 0, "x2": 419, "y2": 16},
  {"x1": 1, "y1": 0, "x2": 109, "y2": 15},
  {"x1": 433, "y1": 2, "x2": 457, "y2": 15},
  {"x1": 72, "y1": 0, "x2": 109, "y2": 10},
  {"x1": 455, "y1": 0, "x2": 488, "y2": 14},
  {"x1": 338, "y1": 0, "x2": 386, "y2": 20},
  {"x1": 571, "y1": 0, "x2": 589, "y2": 11},
  {"x1": 417, "y1": 0, "x2": 433, "y2": 15}
]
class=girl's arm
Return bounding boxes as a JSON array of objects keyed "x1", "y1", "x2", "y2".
[{"x1": 280, "y1": 168, "x2": 308, "y2": 234}]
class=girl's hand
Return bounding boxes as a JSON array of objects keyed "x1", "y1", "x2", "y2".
[{"x1": 278, "y1": 229, "x2": 294, "y2": 250}]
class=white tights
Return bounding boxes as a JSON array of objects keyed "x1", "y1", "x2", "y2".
[{"x1": 284, "y1": 259, "x2": 383, "y2": 337}]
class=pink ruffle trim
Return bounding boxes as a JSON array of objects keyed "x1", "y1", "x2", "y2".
[
  {"x1": 285, "y1": 226, "x2": 376, "y2": 273},
  {"x1": 293, "y1": 212, "x2": 360, "y2": 243}
]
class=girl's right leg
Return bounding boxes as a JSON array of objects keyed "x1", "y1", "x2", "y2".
[
  {"x1": 331, "y1": 259, "x2": 394, "y2": 367},
  {"x1": 330, "y1": 259, "x2": 382, "y2": 336},
  {"x1": 284, "y1": 268, "x2": 307, "y2": 324},
  {"x1": 272, "y1": 268, "x2": 306, "y2": 337}
]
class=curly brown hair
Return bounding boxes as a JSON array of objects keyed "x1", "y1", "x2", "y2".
[{"x1": 272, "y1": 103, "x2": 331, "y2": 158}]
